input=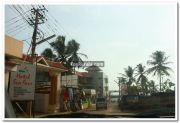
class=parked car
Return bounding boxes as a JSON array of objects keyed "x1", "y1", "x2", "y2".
[
  {"x1": 96, "y1": 97, "x2": 107, "y2": 110},
  {"x1": 119, "y1": 95, "x2": 139, "y2": 111}
]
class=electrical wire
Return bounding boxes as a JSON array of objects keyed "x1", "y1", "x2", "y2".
[
  {"x1": 7, "y1": 24, "x2": 28, "y2": 34},
  {"x1": 11, "y1": 26, "x2": 29, "y2": 37},
  {"x1": 6, "y1": 22, "x2": 27, "y2": 32},
  {"x1": 46, "y1": 9, "x2": 74, "y2": 39},
  {"x1": 5, "y1": 9, "x2": 30, "y2": 23}
]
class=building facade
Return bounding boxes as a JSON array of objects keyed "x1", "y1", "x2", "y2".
[{"x1": 5, "y1": 35, "x2": 67, "y2": 115}]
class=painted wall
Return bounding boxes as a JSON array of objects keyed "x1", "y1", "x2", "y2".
[{"x1": 5, "y1": 35, "x2": 23, "y2": 58}]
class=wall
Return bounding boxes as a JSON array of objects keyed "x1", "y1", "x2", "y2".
[
  {"x1": 5, "y1": 35, "x2": 23, "y2": 58},
  {"x1": 103, "y1": 74, "x2": 109, "y2": 98},
  {"x1": 88, "y1": 72, "x2": 103, "y2": 97},
  {"x1": 5, "y1": 64, "x2": 18, "y2": 91},
  {"x1": 56, "y1": 73, "x2": 61, "y2": 112}
]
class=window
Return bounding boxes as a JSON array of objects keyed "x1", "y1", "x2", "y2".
[{"x1": 36, "y1": 72, "x2": 50, "y2": 82}]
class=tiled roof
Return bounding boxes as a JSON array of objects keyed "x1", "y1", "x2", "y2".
[
  {"x1": 76, "y1": 71, "x2": 89, "y2": 77},
  {"x1": 22, "y1": 54, "x2": 67, "y2": 70},
  {"x1": 46, "y1": 60, "x2": 67, "y2": 70}
]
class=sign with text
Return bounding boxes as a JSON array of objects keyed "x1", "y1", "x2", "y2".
[
  {"x1": 61, "y1": 75, "x2": 78, "y2": 88},
  {"x1": 9, "y1": 64, "x2": 36, "y2": 100}
]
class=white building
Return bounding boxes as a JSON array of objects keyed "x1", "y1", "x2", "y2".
[{"x1": 85, "y1": 65, "x2": 109, "y2": 98}]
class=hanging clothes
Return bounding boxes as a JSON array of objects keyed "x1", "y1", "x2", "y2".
[
  {"x1": 69, "y1": 88, "x2": 74, "y2": 101},
  {"x1": 63, "y1": 88, "x2": 69, "y2": 101}
]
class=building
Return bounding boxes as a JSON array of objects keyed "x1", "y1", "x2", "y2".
[
  {"x1": 5, "y1": 35, "x2": 23, "y2": 91},
  {"x1": 60, "y1": 65, "x2": 109, "y2": 105},
  {"x1": 5, "y1": 35, "x2": 67, "y2": 115},
  {"x1": 85, "y1": 65, "x2": 109, "y2": 98}
]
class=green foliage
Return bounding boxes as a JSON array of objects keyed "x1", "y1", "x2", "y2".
[
  {"x1": 118, "y1": 51, "x2": 174, "y2": 96},
  {"x1": 128, "y1": 86, "x2": 139, "y2": 95},
  {"x1": 147, "y1": 51, "x2": 173, "y2": 92},
  {"x1": 119, "y1": 66, "x2": 135, "y2": 94},
  {"x1": 147, "y1": 80, "x2": 158, "y2": 94},
  {"x1": 49, "y1": 36, "x2": 88, "y2": 73},
  {"x1": 135, "y1": 64, "x2": 148, "y2": 95},
  {"x1": 162, "y1": 79, "x2": 175, "y2": 92},
  {"x1": 41, "y1": 48, "x2": 56, "y2": 60}
]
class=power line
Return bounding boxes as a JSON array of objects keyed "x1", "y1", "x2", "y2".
[
  {"x1": 7, "y1": 24, "x2": 28, "y2": 34},
  {"x1": 5, "y1": 9, "x2": 30, "y2": 23},
  {"x1": 22, "y1": 37, "x2": 32, "y2": 46},
  {"x1": 11, "y1": 26, "x2": 29, "y2": 37},
  {"x1": 7, "y1": 5, "x2": 33, "y2": 36},
  {"x1": 45, "y1": 8, "x2": 74, "y2": 39},
  {"x1": 6, "y1": 22, "x2": 27, "y2": 32},
  {"x1": 6, "y1": 18, "x2": 24, "y2": 27},
  {"x1": 12, "y1": 5, "x2": 32, "y2": 26}
]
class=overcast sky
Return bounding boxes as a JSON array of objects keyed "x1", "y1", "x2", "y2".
[{"x1": 5, "y1": 3, "x2": 177, "y2": 90}]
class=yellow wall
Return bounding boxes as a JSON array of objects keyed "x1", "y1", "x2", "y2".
[{"x1": 5, "y1": 35, "x2": 23, "y2": 58}]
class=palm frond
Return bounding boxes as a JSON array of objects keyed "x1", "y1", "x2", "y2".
[
  {"x1": 119, "y1": 73, "x2": 127, "y2": 78},
  {"x1": 137, "y1": 76, "x2": 141, "y2": 83},
  {"x1": 163, "y1": 62, "x2": 173, "y2": 65},
  {"x1": 77, "y1": 53, "x2": 88, "y2": 59},
  {"x1": 147, "y1": 66, "x2": 157, "y2": 74},
  {"x1": 147, "y1": 60, "x2": 157, "y2": 65}
]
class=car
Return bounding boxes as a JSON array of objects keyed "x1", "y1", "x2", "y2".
[
  {"x1": 96, "y1": 97, "x2": 107, "y2": 110},
  {"x1": 119, "y1": 95, "x2": 139, "y2": 111}
]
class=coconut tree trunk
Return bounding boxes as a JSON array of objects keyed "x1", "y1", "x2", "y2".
[
  {"x1": 73, "y1": 66, "x2": 75, "y2": 74},
  {"x1": 119, "y1": 83, "x2": 121, "y2": 102},
  {"x1": 159, "y1": 73, "x2": 161, "y2": 92}
]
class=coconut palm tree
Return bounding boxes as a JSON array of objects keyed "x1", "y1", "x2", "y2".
[
  {"x1": 50, "y1": 36, "x2": 68, "y2": 63},
  {"x1": 50, "y1": 36, "x2": 74, "y2": 74},
  {"x1": 135, "y1": 64, "x2": 148, "y2": 95},
  {"x1": 66, "y1": 39, "x2": 88, "y2": 73},
  {"x1": 119, "y1": 66, "x2": 135, "y2": 94},
  {"x1": 147, "y1": 51, "x2": 173, "y2": 92},
  {"x1": 49, "y1": 36, "x2": 87, "y2": 74},
  {"x1": 147, "y1": 80, "x2": 158, "y2": 94},
  {"x1": 117, "y1": 77, "x2": 126, "y2": 98},
  {"x1": 162, "y1": 79, "x2": 175, "y2": 92},
  {"x1": 41, "y1": 48, "x2": 56, "y2": 60}
]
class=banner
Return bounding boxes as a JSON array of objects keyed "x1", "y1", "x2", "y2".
[{"x1": 61, "y1": 75, "x2": 78, "y2": 87}]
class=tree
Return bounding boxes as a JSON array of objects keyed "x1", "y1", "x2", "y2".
[
  {"x1": 119, "y1": 66, "x2": 135, "y2": 95},
  {"x1": 162, "y1": 79, "x2": 175, "y2": 92},
  {"x1": 135, "y1": 64, "x2": 148, "y2": 95},
  {"x1": 66, "y1": 39, "x2": 88, "y2": 73},
  {"x1": 147, "y1": 51, "x2": 173, "y2": 92},
  {"x1": 116, "y1": 77, "x2": 126, "y2": 101},
  {"x1": 50, "y1": 36, "x2": 87, "y2": 74},
  {"x1": 41, "y1": 48, "x2": 56, "y2": 60},
  {"x1": 147, "y1": 80, "x2": 158, "y2": 95},
  {"x1": 50, "y1": 36, "x2": 74, "y2": 74},
  {"x1": 50, "y1": 36, "x2": 68, "y2": 63},
  {"x1": 128, "y1": 85, "x2": 139, "y2": 95}
]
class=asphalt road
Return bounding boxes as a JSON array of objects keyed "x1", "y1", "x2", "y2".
[
  {"x1": 42, "y1": 102, "x2": 137, "y2": 118},
  {"x1": 83, "y1": 102, "x2": 136, "y2": 117}
]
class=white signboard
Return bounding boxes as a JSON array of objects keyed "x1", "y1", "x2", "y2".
[
  {"x1": 61, "y1": 75, "x2": 78, "y2": 87},
  {"x1": 9, "y1": 64, "x2": 36, "y2": 100}
]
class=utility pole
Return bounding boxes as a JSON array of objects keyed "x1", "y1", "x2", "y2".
[
  {"x1": 28, "y1": 6, "x2": 47, "y2": 118},
  {"x1": 29, "y1": 6, "x2": 47, "y2": 62}
]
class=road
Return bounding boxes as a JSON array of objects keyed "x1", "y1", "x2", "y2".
[
  {"x1": 41, "y1": 102, "x2": 174, "y2": 118},
  {"x1": 82, "y1": 102, "x2": 136, "y2": 117},
  {"x1": 42, "y1": 102, "x2": 137, "y2": 118}
]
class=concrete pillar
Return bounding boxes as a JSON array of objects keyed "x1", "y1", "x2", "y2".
[
  {"x1": 49, "y1": 71, "x2": 58, "y2": 113},
  {"x1": 56, "y1": 73, "x2": 61, "y2": 112}
]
